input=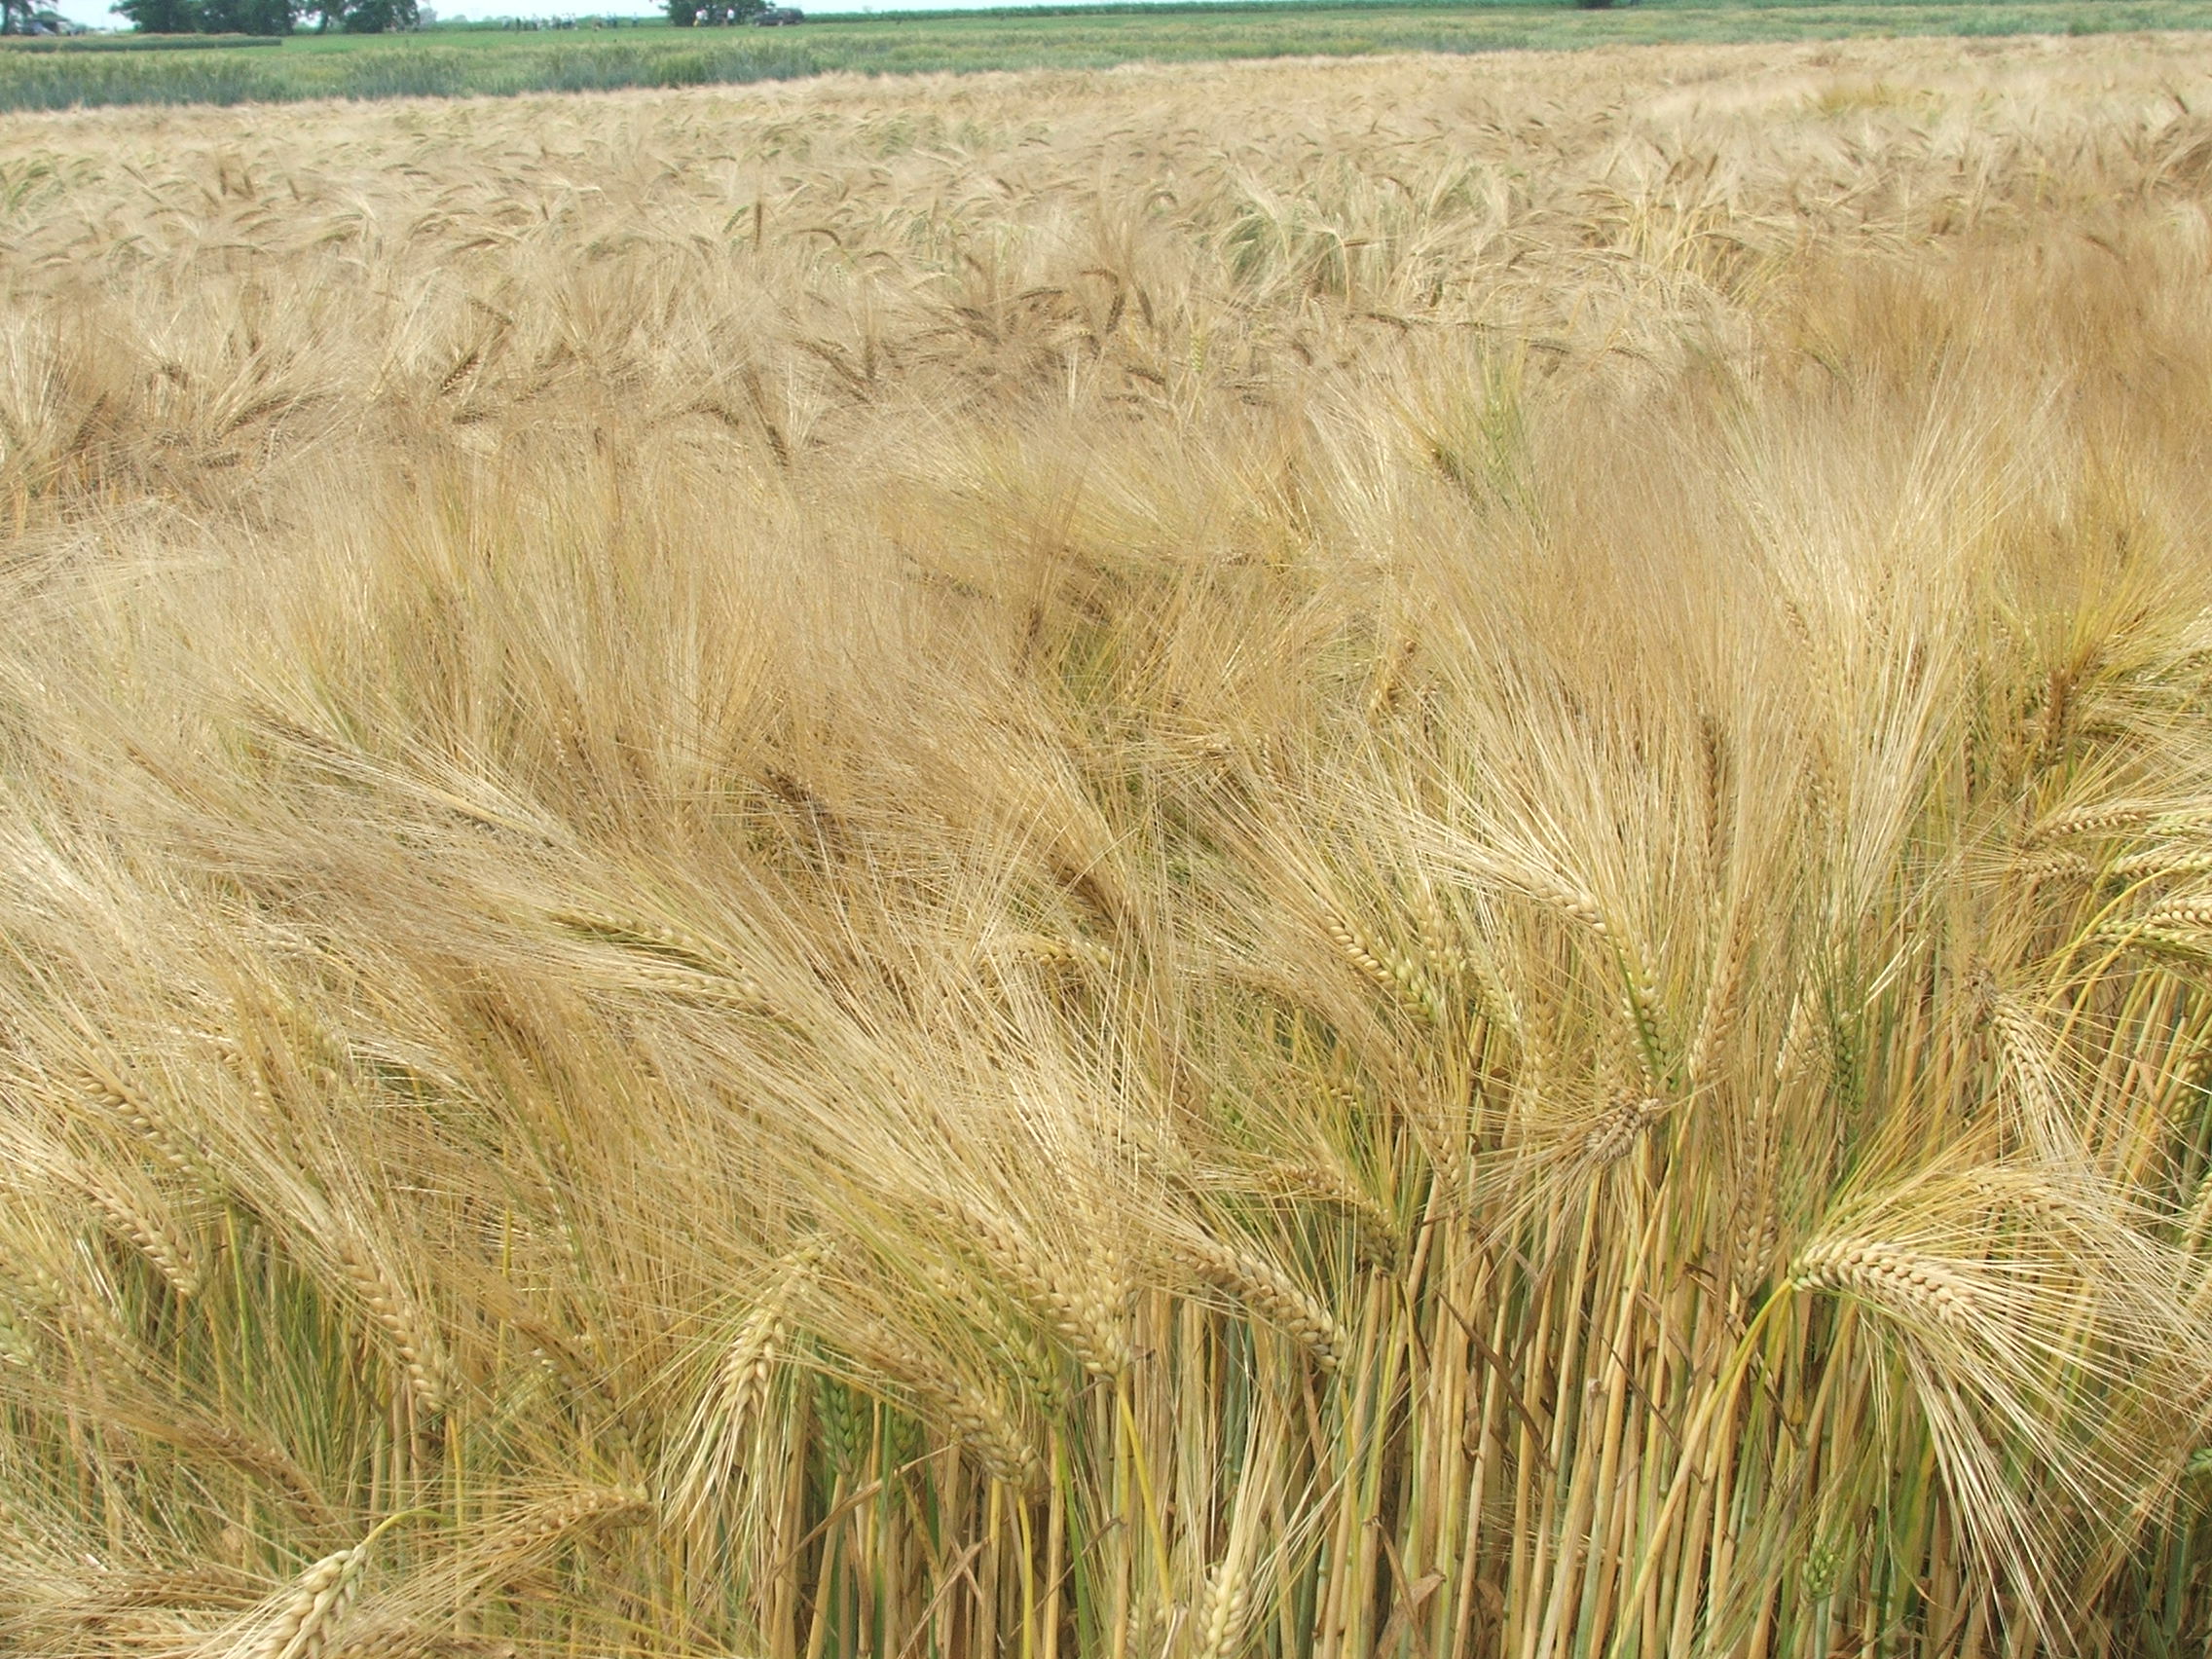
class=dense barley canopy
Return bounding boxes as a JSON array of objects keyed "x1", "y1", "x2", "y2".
[{"x1": 3, "y1": 35, "x2": 2212, "y2": 1659}]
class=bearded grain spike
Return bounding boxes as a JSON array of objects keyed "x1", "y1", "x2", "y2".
[
  {"x1": 946, "y1": 1201, "x2": 1130, "y2": 1379},
  {"x1": 1195, "y1": 1557, "x2": 1251, "y2": 1659},
  {"x1": 2140, "y1": 896, "x2": 2212, "y2": 932},
  {"x1": 1684, "y1": 917, "x2": 1747, "y2": 1086},
  {"x1": 488, "y1": 1487, "x2": 653, "y2": 1560},
  {"x1": 78, "y1": 1172, "x2": 201, "y2": 1300},
  {"x1": 674, "y1": 1236, "x2": 831, "y2": 1517},
  {"x1": 1582, "y1": 1093, "x2": 1664, "y2": 1166},
  {"x1": 334, "y1": 1236, "x2": 451, "y2": 1416},
  {"x1": 1324, "y1": 909, "x2": 1442, "y2": 1021},
  {"x1": 551, "y1": 906, "x2": 774, "y2": 1005},
  {"x1": 252, "y1": 1524, "x2": 398, "y2": 1659},
  {"x1": 2020, "y1": 798, "x2": 2194, "y2": 847},
  {"x1": 1793, "y1": 1237, "x2": 1982, "y2": 1329},
  {"x1": 1159, "y1": 1234, "x2": 1346, "y2": 1372},
  {"x1": 76, "y1": 1061, "x2": 205, "y2": 1179}
]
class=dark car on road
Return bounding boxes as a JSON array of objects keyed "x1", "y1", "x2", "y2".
[{"x1": 753, "y1": 6, "x2": 802, "y2": 21}]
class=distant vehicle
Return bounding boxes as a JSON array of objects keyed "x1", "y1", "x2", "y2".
[{"x1": 753, "y1": 6, "x2": 801, "y2": 22}]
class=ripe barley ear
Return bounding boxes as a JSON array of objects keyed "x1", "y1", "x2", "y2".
[
  {"x1": 1793, "y1": 1236, "x2": 1980, "y2": 1329},
  {"x1": 333, "y1": 1235, "x2": 452, "y2": 1416},
  {"x1": 1158, "y1": 1233, "x2": 1346, "y2": 1372}
]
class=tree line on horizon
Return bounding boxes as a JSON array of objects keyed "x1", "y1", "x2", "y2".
[
  {"x1": 103, "y1": 0, "x2": 753, "y2": 33},
  {"x1": 110, "y1": 0, "x2": 416, "y2": 31}
]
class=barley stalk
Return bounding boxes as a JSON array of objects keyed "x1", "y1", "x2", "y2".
[
  {"x1": 76, "y1": 1060, "x2": 206, "y2": 1179},
  {"x1": 2009, "y1": 849, "x2": 2095, "y2": 884},
  {"x1": 996, "y1": 932, "x2": 1114, "y2": 972},
  {"x1": 674, "y1": 1236, "x2": 830, "y2": 1517},
  {"x1": 1192, "y1": 1556, "x2": 1249, "y2": 1659},
  {"x1": 2138, "y1": 896, "x2": 2212, "y2": 932},
  {"x1": 552, "y1": 906, "x2": 774, "y2": 1006},
  {"x1": 1793, "y1": 1236, "x2": 1981, "y2": 1329},
  {"x1": 1582, "y1": 1093, "x2": 1664, "y2": 1166},
  {"x1": 334, "y1": 1236, "x2": 451, "y2": 1416},
  {"x1": 1323, "y1": 908, "x2": 1442, "y2": 1021},
  {"x1": 487, "y1": 1487, "x2": 652, "y2": 1559},
  {"x1": 0, "y1": 1299, "x2": 34, "y2": 1369},
  {"x1": 77, "y1": 1170, "x2": 201, "y2": 1299},
  {"x1": 1156, "y1": 1233, "x2": 1346, "y2": 1372},
  {"x1": 947, "y1": 1200, "x2": 1130, "y2": 1379},
  {"x1": 1683, "y1": 915, "x2": 1747, "y2": 1086},
  {"x1": 1510, "y1": 867, "x2": 1609, "y2": 935},
  {"x1": 1252, "y1": 1156, "x2": 1401, "y2": 1264},
  {"x1": 2112, "y1": 850, "x2": 2212, "y2": 881},
  {"x1": 2022, "y1": 798, "x2": 2212, "y2": 847}
]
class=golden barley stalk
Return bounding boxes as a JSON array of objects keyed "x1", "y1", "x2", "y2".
[
  {"x1": 2018, "y1": 798, "x2": 2206, "y2": 847},
  {"x1": 995, "y1": 931, "x2": 1114, "y2": 971},
  {"x1": 1193, "y1": 1557, "x2": 1250, "y2": 1659},
  {"x1": 2139, "y1": 896, "x2": 2212, "y2": 932},
  {"x1": 551, "y1": 905, "x2": 773, "y2": 1003},
  {"x1": 488, "y1": 1487, "x2": 653, "y2": 1559},
  {"x1": 2010, "y1": 849, "x2": 2096, "y2": 883},
  {"x1": 1792, "y1": 1236, "x2": 1981, "y2": 1328},
  {"x1": 334, "y1": 1236, "x2": 451, "y2": 1415},
  {"x1": 251, "y1": 1510, "x2": 427, "y2": 1659},
  {"x1": 78, "y1": 1171, "x2": 201, "y2": 1299},
  {"x1": 256, "y1": 1548, "x2": 363, "y2": 1659},
  {"x1": 1731, "y1": 1100, "x2": 1780, "y2": 1296},
  {"x1": 920, "y1": 1367, "x2": 1044, "y2": 1491},
  {"x1": 1683, "y1": 914, "x2": 1747, "y2": 1086},
  {"x1": 1774, "y1": 990, "x2": 1825, "y2": 1090},
  {"x1": 0, "y1": 1252, "x2": 113, "y2": 1341},
  {"x1": 1323, "y1": 909, "x2": 1440, "y2": 1020},
  {"x1": 675, "y1": 1237, "x2": 831, "y2": 1514},
  {"x1": 1158, "y1": 1233, "x2": 1346, "y2": 1372},
  {"x1": 2112, "y1": 850, "x2": 2212, "y2": 880},
  {"x1": 76, "y1": 1060, "x2": 206, "y2": 1178},
  {"x1": 953, "y1": 1201, "x2": 1130, "y2": 1378},
  {"x1": 1321, "y1": 907, "x2": 1396, "y2": 986},
  {"x1": 1417, "y1": 888, "x2": 1467, "y2": 980},
  {"x1": 836, "y1": 1309, "x2": 1044, "y2": 1488},
  {"x1": 917, "y1": 1253, "x2": 1066, "y2": 1408},
  {"x1": 1510, "y1": 866, "x2": 1609, "y2": 934},
  {"x1": 0, "y1": 1301, "x2": 33, "y2": 1369},
  {"x1": 255, "y1": 1542, "x2": 364, "y2": 1659},
  {"x1": 1582, "y1": 1093, "x2": 1663, "y2": 1166},
  {"x1": 594, "y1": 958, "x2": 775, "y2": 1010},
  {"x1": 1254, "y1": 1156, "x2": 1401, "y2": 1263}
]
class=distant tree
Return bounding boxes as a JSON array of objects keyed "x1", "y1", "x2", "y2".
[
  {"x1": 667, "y1": 0, "x2": 698, "y2": 24},
  {"x1": 113, "y1": 0, "x2": 300, "y2": 29},
  {"x1": 111, "y1": 0, "x2": 202, "y2": 29},
  {"x1": 338, "y1": 0, "x2": 414, "y2": 28},
  {"x1": 0, "y1": 0, "x2": 27, "y2": 34},
  {"x1": 199, "y1": 0, "x2": 297, "y2": 29}
]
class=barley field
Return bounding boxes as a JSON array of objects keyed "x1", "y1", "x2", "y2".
[{"x1": 4, "y1": 35, "x2": 2212, "y2": 1659}]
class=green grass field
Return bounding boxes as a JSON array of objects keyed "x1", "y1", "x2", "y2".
[{"x1": 0, "y1": 0, "x2": 2208, "y2": 111}]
